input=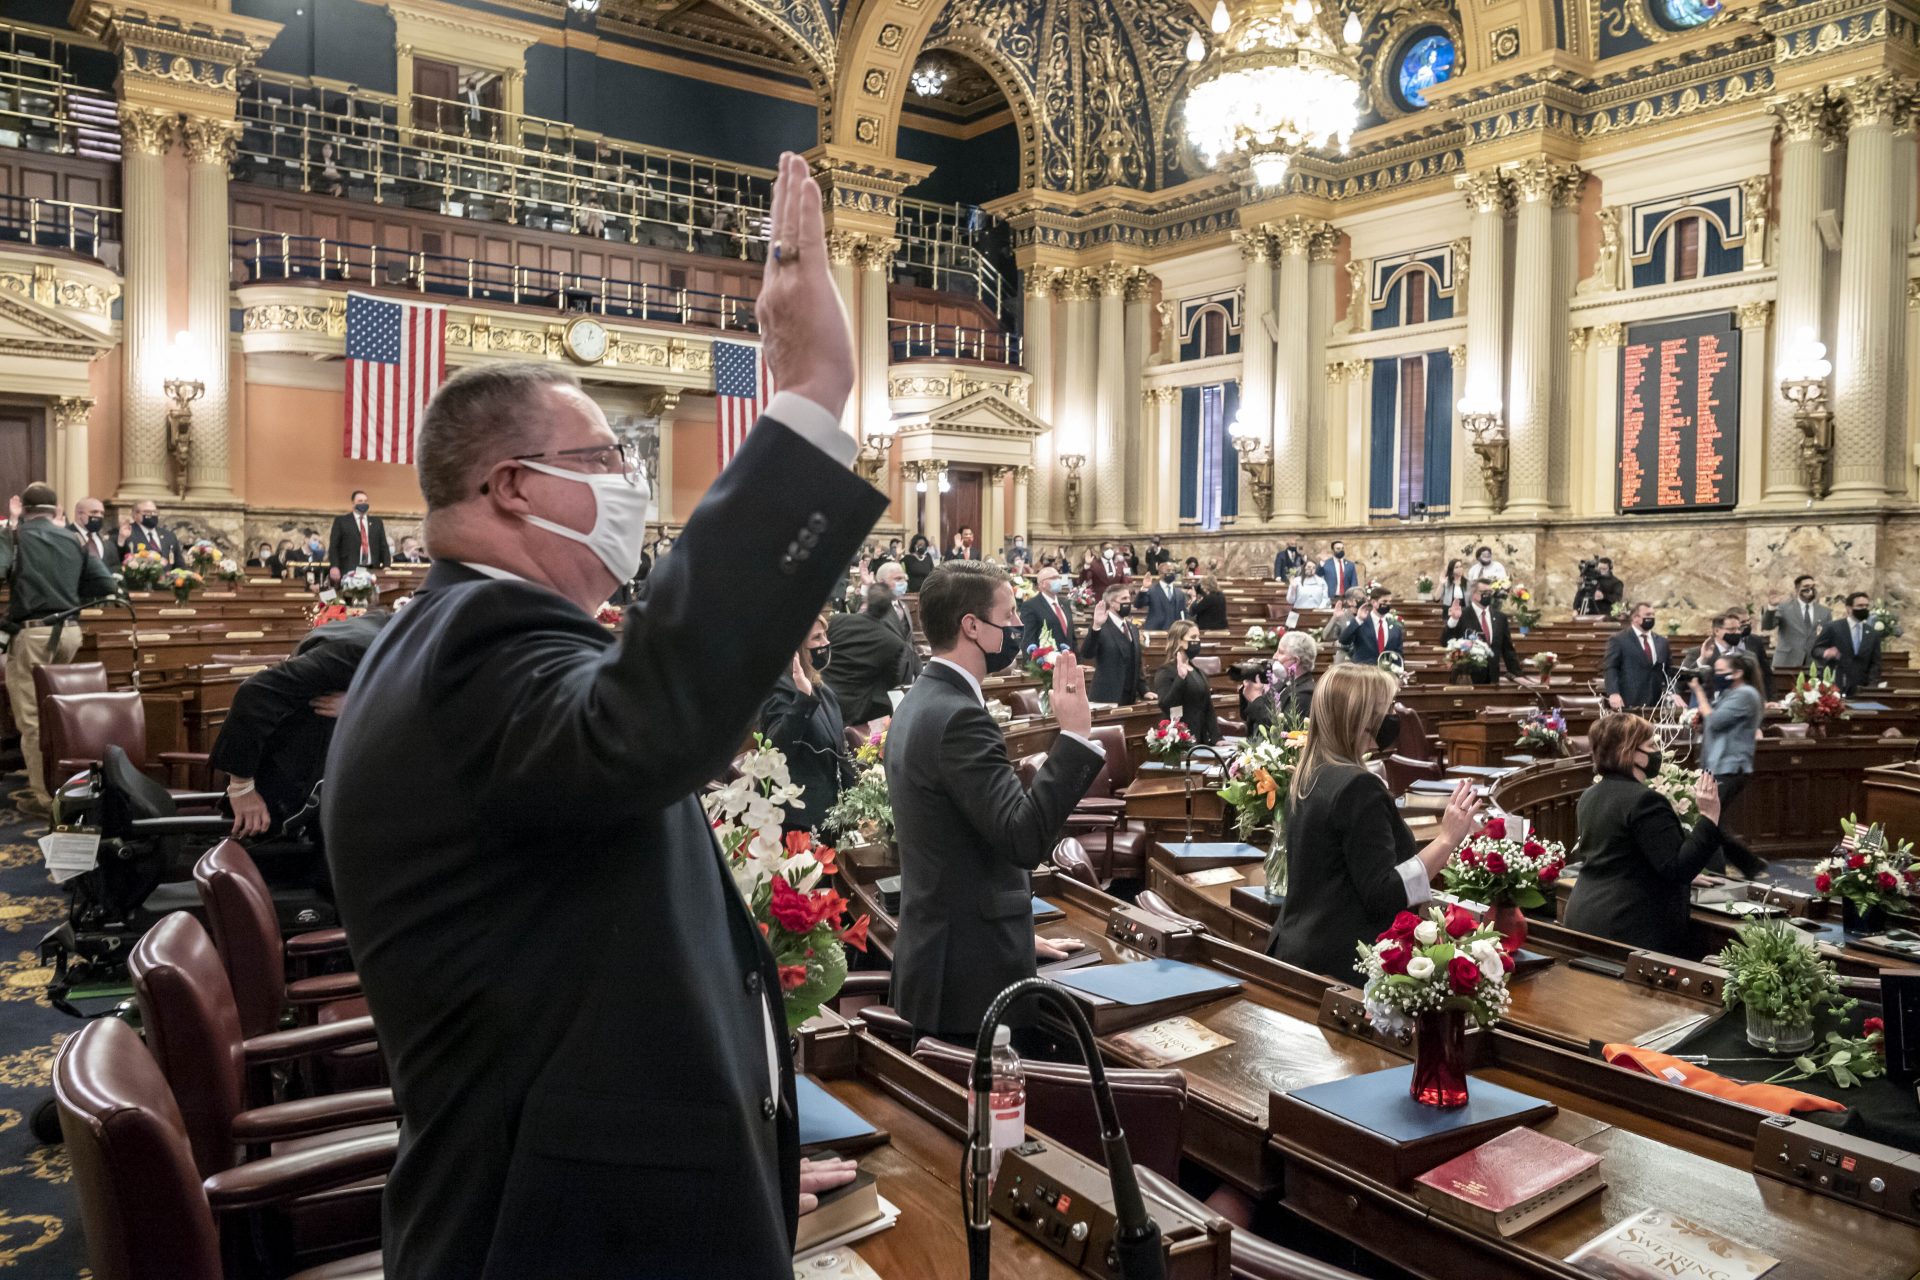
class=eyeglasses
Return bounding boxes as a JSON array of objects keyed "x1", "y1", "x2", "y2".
[{"x1": 511, "y1": 441, "x2": 643, "y2": 487}]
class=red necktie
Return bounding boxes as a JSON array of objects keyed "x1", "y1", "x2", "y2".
[
  {"x1": 1479, "y1": 608, "x2": 1490, "y2": 637},
  {"x1": 1052, "y1": 600, "x2": 1068, "y2": 635},
  {"x1": 359, "y1": 517, "x2": 370, "y2": 558},
  {"x1": 1641, "y1": 634, "x2": 1653, "y2": 663},
  {"x1": 1377, "y1": 618, "x2": 1387, "y2": 651},
  {"x1": 1337, "y1": 563, "x2": 1347, "y2": 592}
]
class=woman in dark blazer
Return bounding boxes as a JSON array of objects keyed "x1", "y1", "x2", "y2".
[
  {"x1": 1152, "y1": 621, "x2": 1219, "y2": 744},
  {"x1": 1564, "y1": 713, "x2": 1723, "y2": 953},
  {"x1": 757, "y1": 614, "x2": 858, "y2": 835},
  {"x1": 1083, "y1": 584, "x2": 1145, "y2": 705},
  {"x1": 1190, "y1": 575, "x2": 1229, "y2": 631},
  {"x1": 1267, "y1": 664, "x2": 1481, "y2": 982},
  {"x1": 902, "y1": 534, "x2": 938, "y2": 593}
]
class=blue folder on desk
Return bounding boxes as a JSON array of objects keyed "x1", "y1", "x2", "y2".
[
  {"x1": 796, "y1": 1075, "x2": 880, "y2": 1150},
  {"x1": 1055, "y1": 959, "x2": 1240, "y2": 1006},
  {"x1": 1283, "y1": 1065, "x2": 1549, "y2": 1145},
  {"x1": 1850, "y1": 700, "x2": 1891, "y2": 712},
  {"x1": 1157, "y1": 841, "x2": 1265, "y2": 864},
  {"x1": 1033, "y1": 897, "x2": 1064, "y2": 921}
]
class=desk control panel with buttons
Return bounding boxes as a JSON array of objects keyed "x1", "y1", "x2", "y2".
[
  {"x1": 1317, "y1": 986, "x2": 1415, "y2": 1052},
  {"x1": 1753, "y1": 1116, "x2": 1920, "y2": 1226},
  {"x1": 1105, "y1": 906, "x2": 1199, "y2": 960},
  {"x1": 989, "y1": 1139, "x2": 1227, "y2": 1278},
  {"x1": 1623, "y1": 950, "x2": 1725, "y2": 1003}
]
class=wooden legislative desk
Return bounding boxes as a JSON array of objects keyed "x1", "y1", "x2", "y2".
[{"x1": 1865, "y1": 760, "x2": 1920, "y2": 835}]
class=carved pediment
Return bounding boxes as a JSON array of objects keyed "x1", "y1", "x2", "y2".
[
  {"x1": 894, "y1": 389, "x2": 1049, "y2": 441},
  {"x1": 0, "y1": 287, "x2": 116, "y2": 361}
]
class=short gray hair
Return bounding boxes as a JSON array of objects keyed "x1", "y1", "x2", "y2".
[
  {"x1": 416, "y1": 362, "x2": 580, "y2": 510},
  {"x1": 875, "y1": 560, "x2": 905, "y2": 583},
  {"x1": 1278, "y1": 630, "x2": 1318, "y2": 671}
]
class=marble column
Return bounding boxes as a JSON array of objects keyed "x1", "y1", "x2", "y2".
[
  {"x1": 1272, "y1": 218, "x2": 1312, "y2": 521},
  {"x1": 181, "y1": 117, "x2": 240, "y2": 499},
  {"x1": 1591, "y1": 324, "x2": 1625, "y2": 513},
  {"x1": 1024, "y1": 269, "x2": 1060, "y2": 530},
  {"x1": 1832, "y1": 76, "x2": 1907, "y2": 499},
  {"x1": 826, "y1": 233, "x2": 863, "y2": 441},
  {"x1": 1737, "y1": 302, "x2": 1774, "y2": 505},
  {"x1": 1506, "y1": 159, "x2": 1558, "y2": 514},
  {"x1": 1012, "y1": 466, "x2": 1031, "y2": 544},
  {"x1": 1455, "y1": 168, "x2": 1512, "y2": 514},
  {"x1": 855, "y1": 236, "x2": 896, "y2": 459},
  {"x1": 54, "y1": 396, "x2": 93, "y2": 513},
  {"x1": 1548, "y1": 167, "x2": 1584, "y2": 510},
  {"x1": 1092, "y1": 264, "x2": 1129, "y2": 533},
  {"x1": 1059, "y1": 269, "x2": 1096, "y2": 528},
  {"x1": 1768, "y1": 90, "x2": 1842, "y2": 501},
  {"x1": 1887, "y1": 117, "x2": 1916, "y2": 487},
  {"x1": 1146, "y1": 388, "x2": 1178, "y2": 530},
  {"x1": 1345, "y1": 360, "x2": 1373, "y2": 524},
  {"x1": 1123, "y1": 270, "x2": 1153, "y2": 525},
  {"x1": 1234, "y1": 226, "x2": 1276, "y2": 520},
  {"x1": 1306, "y1": 224, "x2": 1337, "y2": 519},
  {"x1": 981, "y1": 466, "x2": 1005, "y2": 556},
  {"x1": 117, "y1": 104, "x2": 175, "y2": 500}
]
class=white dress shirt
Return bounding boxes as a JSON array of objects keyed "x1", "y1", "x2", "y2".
[
  {"x1": 927, "y1": 656, "x2": 1104, "y2": 758},
  {"x1": 1465, "y1": 560, "x2": 1508, "y2": 583}
]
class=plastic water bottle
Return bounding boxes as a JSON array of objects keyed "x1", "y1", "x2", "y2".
[{"x1": 985, "y1": 1025, "x2": 1026, "y2": 1185}]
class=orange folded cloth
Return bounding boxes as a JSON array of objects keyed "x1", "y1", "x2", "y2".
[{"x1": 1602, "y1": 1043, "x2": 1848, "y2": 1116}]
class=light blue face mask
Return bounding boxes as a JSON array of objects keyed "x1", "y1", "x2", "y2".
[{"x1": 891, "y1": 580, "x2": 908, "y2": 598}]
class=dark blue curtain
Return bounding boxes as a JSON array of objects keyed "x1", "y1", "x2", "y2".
[
  {"x1": 1220, "y1": 381, "x2": 1240, "y2": 522},
  {"x1": 1369, "y1": 359, "x2": 1398, "y2": 517},
  {"x1": 1423, "y1": 352, "x2": 1453, "y2": 516},
  {"x1": 1179, "y1": 386, "x2": 1201, "y2": 522}
]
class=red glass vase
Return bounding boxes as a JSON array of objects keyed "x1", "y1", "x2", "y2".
[
  {"x1": 1410, "y1": 1010, "x2": 1470, "y2": 1108},
  {"x1": 1490, "y1": 899, "x2": 1528, "y2": 953}
]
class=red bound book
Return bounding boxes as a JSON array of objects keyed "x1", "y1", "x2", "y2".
[{"x1": 1413, "y1": 1126, "x2": 1605, "y2": 1237}]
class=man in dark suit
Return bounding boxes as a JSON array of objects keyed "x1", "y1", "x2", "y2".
[
  {"x1": 872, "y1": 560, "x2": 919, "y2": 663},
  {"x1": 1142, "y1": 565, "x2": 1189, "y2": 631},
  {"x1": 1271, "y1": 538, "x2": 1307, "y2": 581},
  {"x1": 947, "y1": 525, "x2": 981, "y2": 561},
  {"x1": 117, "y1": 498, "x2": 183, "y2": 568},
  {"x1": 1603, "y1": 601, "x2": 1673, "y2": 709},
  {"x1": 825, "y1": 586, "x2": 916, "y2": 723},
  {"x1": 1763, "y1": 575, "x2": 1832, "y2": 668},
  {"x1": 395, "y1": 535, "x2": 430, "y2": 564},
  {"x1": 1813, "y1": 591, "x2": 1884, "y2": 693},
  {"x1": 71, "y1": 495, "x2": 113, "y2": 566},
  {"x1": 1445, "y1": 581, "x2": 1524, "y2": 685},
  {"x1": 1019, "y1": 564, "x2": 1077, "y2": 653},
  {"x1": 1140, "y1": 535, "x2": 1172, "y2": 572},
  {"x1": 212, "y1": 611, "x2": 389, "y2": 839},
  {"x1": 1701, "y1": 608, "x2": 1774, "y2": 700},
  {"x1": 1318, "y1": 538, "x2": 1359, "y2": 599},
  {"x1": 887, "y1": 561, "x2": 1104, "y2": 1046},
  {"x1": 1342, "y1": 585, "x2": 1404, "y2": 666},
  {"x1": 328, "y1": 489, "x2": 391, "y2": 577},
  {"x1": 321, "y1": 154, "x2": 883, "y2": 1280},
  {"x1": 1083, "y1": 583, "x2": 1145, "y2": 704}
]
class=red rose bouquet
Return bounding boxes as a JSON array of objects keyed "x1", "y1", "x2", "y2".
[
  {"x1": 1812, "y1": 814, "x2": 1918, "y2": 918},
  {"x1": 1144, "y1": 717, "x2": 1193, "y2": 761},
  {"x1": 1355, "y1": 903, "x2": 1514, "y2": 1038},
  {"x1": 1781, "y1": 667, "x2": 1847, "y2": 724},
  {"x1": 1440, "y1": 815, "x2": 1568, "y2": 949}
]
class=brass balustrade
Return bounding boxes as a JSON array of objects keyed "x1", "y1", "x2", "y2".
[
  {"x1": 887, "y1": 318, "x2": 1022, "y2": 366},
  {"x1": 0, "y1": 192, "x2": 118, "y2": 259}
]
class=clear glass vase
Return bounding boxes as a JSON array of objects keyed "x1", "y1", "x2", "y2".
[
  {"x1": 1263, "y1": 824, "x2": 1288, "y2": 899},
  {"x1": 1744, "y1": 1006, "x2": 1816, "y2": 1053},
  {"x1": 1039, "y1": 689, "x2": 1053, "y2": 719}
]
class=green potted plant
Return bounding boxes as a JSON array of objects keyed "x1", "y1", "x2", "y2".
[{"x1": 1717, "y1": 915, "x2": 1855, "y2": 1054}]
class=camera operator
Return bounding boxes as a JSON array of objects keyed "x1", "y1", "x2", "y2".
[
  {"x1": 1574, "y1": 556, "x2": 1623, "y2": 617},
  {"x1": 1236, "y1": 658, "x2": 1281, "y2": 739}
]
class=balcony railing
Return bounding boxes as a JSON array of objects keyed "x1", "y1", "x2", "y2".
[
  {"x1": 0, "y1": 192, "x2": 118, "y2": 261},
  {"x1": 889, "y1": 319, "x2": 1022, "y2": 367},
  {"x1": 0, "y1": 23, "x2": 119, "y2": 161},
  {"x1": 894, "y1": 197, "x2": 1009, "y2": 319},
  {"x1": 235, "y1": 231, "x2": 759, "y2": 332}
]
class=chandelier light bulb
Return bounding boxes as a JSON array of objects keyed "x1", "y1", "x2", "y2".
[
  {"x1": 938, "y1": 473, "x2": 951, "y2": 494},
  {"x1": 910, "y1": 62, "x2": 949, "y2": 98},
  {"x1": 1343, "y1": 9, "x2": 1363, "y2": 44},
  {"x1": 1250, "y1": 153, "x2": 1290, "y2": 187},
  {"x1": 1186, "y1": 29, "x2": 1207, "y2": 61},
  {"x1": 915, "y1": 479, "x2": 928, "y2": 493},
  {"x1": 1211, "y1": 1, "x2": 1232, "y2": 34},
  {"x1": 566, "y1": 0, "x2": 599, "y2": 12},
  {"x1": 1291, "y1": 0, "x2": 1314, "y2": 25}
]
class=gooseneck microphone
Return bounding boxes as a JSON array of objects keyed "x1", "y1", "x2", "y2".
[
  {"x1": 965, "y1": 978, "x2": 1165, "y2": 1280},
  {"x1": 1180, "y1": 742, "x2": 1230, "y2": 845}
]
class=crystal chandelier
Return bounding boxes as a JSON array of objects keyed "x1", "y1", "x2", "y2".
[
  {"x1": 910, "y1": 61, "x2": 949, "y2": 98},
  {"x1": 566, "y1": 0, "x2": 600, "y2": 12},
  {"x1": 1183, "y1": 0, "x2": 1365, "y2": 188}
]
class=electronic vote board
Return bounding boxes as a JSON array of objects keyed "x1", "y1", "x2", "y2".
[{"x1": 1616, "y1": 310, "x2": 1741, "y2": 513}]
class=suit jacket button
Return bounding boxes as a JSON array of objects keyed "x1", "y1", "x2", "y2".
[
  {"x1": 797, "y1": 528, "x2": 819, "y2": 549},
  {"x1": 762, "y1": 1096, "x2": 778, "y2": 1120},
  {"x1": 795, "y1": 547, "x2": 810, "y2": 562},
  {"x1": 779, "y1": 554, "x2": 797, "y2": 576},
  {"x1": 807, "y1": 513, "x2": 828, "y2": 533},
  {"x1": 745, "y1": 971, "x2": 762, "y2": 994}
]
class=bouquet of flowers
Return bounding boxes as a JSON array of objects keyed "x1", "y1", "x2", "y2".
[
  {"x1": 1023, "y1": 625, "x2": 1061, "y2": 712},
  {"x1": 1781, "y1": 667, "x2": 1847, "y2": 724},
  {"x1": 1072, "y1": 582, "x2": 1096, "y2": 611},
  {"x1": 1244, "y1": 624, "x2": 1279, "y2": 652},
  {"x1": 1484, "y1": 577, "x2": 1513, "y2": 604},
  {"x1": 337, "y1": 567, "x2": 377, "y2": 606},
  {"x1": 1868, "y1": 599, "x2": 1903, "y2": 640},
  {"x1": 186, "y1": 540, "x2": 221, "y2": 575},
  {"x1": 1664, "y1": 618, "x2": 1681, "y2": 637},
  {"x1": 1009, "y1": 574, "x2": 1037, "y2": 602},
  {"x1": 1812, "y1": 815, "x2": 1920, "y2": 914},
  {"x1": 1355, "y1": 904, "x2": 1514, "y2": 1038},
  {"x1": 1218, "y1": 723, "x2": 1308, "y2": 840},
  {"x1": 1530, "y1": 651, "x2": 1559, "y2": 682},
  {"x1": 119, "y1": 548, "x2": 168, "y2": 590},
  {"x1": 1608, "y1": 600, "x2": 1627, "y2": 621},
  {"x1": 1377, "y1": 651, "x2": 1406, "y2": 684},
  {"x1": 854, "y1": 729, "x2": 886, "y2": 768},
  {"x1": 164, "y1": 567, "x2": 204, "y2": 603},
  {"x1": 1514, "y1": 708, "x2": 1569, "y2": 756},
  {"x1": 594, "y1": 602, "x2": 623, "y2": 627},
  {"x1": 1718, "y1": 914, "x2": 1855, "y2": 1049},
  {"x1": 1506, "y1": 583, "x2": 1541, "y2": 630},
  {"x1": 705, "y1": 736, "x2": 870, "y2": 1027},
  {"x1": 1647, "y1": 760, "x2": 1705, "y2": 831},
  {"x1": 1446, "y1": 636, "x2": 1492, "y2": 677},
  {"x1": 1415, "y1": 574, "x2": 1435, "y2": 596},
  {"x1": 825, "y1": 730, "x2": 893, "y2": 848},
  {"x1": 1145, "y1": 717, "x2": 1194, "y2": 761},
  {"x1": 1441, "y1": 816, "x2": 1567, "y2": 911},
  {"x1": 214, "y1": 557, "x2": 244, "y2": 585}
]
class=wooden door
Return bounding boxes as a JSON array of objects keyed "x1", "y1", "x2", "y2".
[
  {"x1": 942, "y1": 467, "x2": 983, "y2": 554},
  {"x1": 412, "y1": 59, "x2": 460, "y2": 134},
  {"x1": 0, "y1": 406, "x2": 47, "y2": 503}
]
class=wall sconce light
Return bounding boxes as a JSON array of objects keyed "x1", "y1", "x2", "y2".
[
  {"x1": 1779, "y1": 327, "x2": 1834, "y2": 499},
  {"x1": 1060, "y1": 453, "x2": 1086, "y2": 522},
  {"x1": 161, "y1": 329, "x2": 204, "y2": 500},
  {"x1": 938, "y1": 469, "x2": 951, "y2": 494},
  {"x1": 855, "y1": 428, "x2": 895, "y2": 487},
  {"x1": 1457, "y1": 392, "x2": 1508, "y2": 512},
  {"x1": 1226, "y1": 415, "x2": 1273, "y2": 518}
]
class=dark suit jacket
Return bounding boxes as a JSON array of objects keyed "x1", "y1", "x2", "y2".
[
  {"x1": 881, "y1": 598, "x2": 921, "y2": 677},
  {"x1": 1087, "y1": 557, "x2": 1128, "y2": 595},
  {"x1": 328, "y1": 513, "x2": 391, "y2": 572},
  {"x1": 208, "y1": 613, "x2": 387, "y2": 828},
  {"x1": 1445, "y1": 604, "x2": 1523, "y2": 683},
  {"x1": 1152, "y1": 663, "x2": 1218, "y2": 744},
  {"x1": 1190, "y1": 590, "x2": 1228, "y2": 631},
  {"x1": 1813, "y1": 616, "x2": 1884, "y2": 693},
  {"x1": 1341, "y1": 612, "x2": 1405, "y2": 666},
  {"x1": 823, "y1": 609, "x2": 914, "y2": 725},
  {"x1": 887, "y1": 662, "x2": 1103, "y2": 1035},
  {"x1": 1083, "y1": 618, "x2": 1145, "y2": 705},
  {"x1": 758, "y1": 674, "x2": 857, "y2": 834},
  {"x1": 1711, "y1": 635, "x2": 1774, "y2": 700},
  {"x1": 1603, "y1": 627, "x2": 1672, "y2": 707},
  {"x1": 1318, "y1": 557, "x2": 1360, "y2": 598},
  {"x1": 74, "y1": 527, "x2": 114, "y2": 566},
  {"x1": 321, "y1": 419, "x2": 885, "y2": 1280},
  {"x1": 1143, "y1": 582, "x2": 1189, "y2": 631},
  {"x1": 1272, "y1": 548, "x2": 1307, "y2": 580},
  {"x1": 1564, "y1": 772, "x2": 1724, "y2": 954},
  {"x1": 1267, "y1": 764, "x2": 1416, "y2": 983},
  {"x1": 119, "y1": 522, "x2": 183, "y2": 569},
  {"x1": 1019, "y1": 592, "x2": 1077, "y2": 654}
]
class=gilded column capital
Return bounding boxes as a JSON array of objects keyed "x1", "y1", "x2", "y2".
[
  {"x1": 1909, "y1": 279, "x2": 1920, "y2": 310},
  {"x1": 1327, "y1": 358, "x2": 1370, "y2": 383},
  {"x1": 1123, "y1": 268, "x2": 1156, "y2": 304},
  {"x1": 1026, "y1": 266, "x2": 1064, "y2": 299},
  {"x1": 852, "y1": 235, "x2": 899, "y2": 272},
  {"x1": 1740, "y1": 174, "x2": 1769, "y2": 237},
  {"x1": 1593, "y1": 321, "x2": 1625, "y2": 347},
  {"x1": 53, "y1": 396, "x2": 95, "y2": 430},
  {"x1": 1448, "y1": 344, "x2": 1467, "y2": 369},
  {"x1": 1737, "y1": 300, "x2": 1773, "y2": 329},
  {"x1": 1273, "y1": 216, "x2": 1313, "y2": 257},
  {"x1": 1092, "y1": 263, "x2": 1132, "y2": 298},
  {"x1": 180, "y1": 116, "x2": 241, "y2": 167},
  {"x1": 1307, "y1": 223, "x2": 1340, "y2": 262},
  {"x1": 1456, "y1": 168, "x2": 1512, "y2": 216},
  {"x1": 1835, "y1": 74, "x2": 1912, "y2": 131},
  {"x1": 1568, "y1": 328, "x2": 1591, "y2": 353},
  {"x1": 118, "y1": 104, "x2": 176, "y2": 156},
  {"x1": 1507, "y1": 158, "x2": 1557, "y2": 204},
  {"x1": 1450, "y1": 238, "x2": 1470, "y2": 301},
  {"x1": 1233, "y1": 225, "x2": 1274, "y2": 263},
  {"x1": 1057, "y1": 268, "x2": 1094, "y2": 303},
  {"x1": 1549, "y1": 164, "x2": 1586, "y2": 210},
  {"x1": 1143, "y1": 386, "x2": 1178, "y2": 406},
  {"x1": 1771, "y1": 88, "x2": 1841, "y2": 145},
  {"x1": 825, "y1": 231, "x2": 863, "y2": 267}
]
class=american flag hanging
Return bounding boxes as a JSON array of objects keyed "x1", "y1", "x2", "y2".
[
  {"x1": 344, "y1": 291, "x2": 447, "y2": 465},
  {"x1": 713, "y1": 339, "x2": 773, "y2": 469}
]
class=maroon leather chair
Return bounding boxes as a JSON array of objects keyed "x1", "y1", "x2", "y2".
[
  {"x1": 1381, "y1": 753, "x2": 1444, "y2": 798},
  {"x1": 1010, "y1": 690, "x2": 1045, "y2": 718},
  {"x1": 1134, "y1": 890, "x2": 1207, "y2": 933},
  {"x1": 910, "y1": 1037, "x2": 1189, "y2": 1180},
  {"x1": 53, "y1": 1016, "x2": 390, "y2": 1280},
  {"x1": 43, "y1": 689, "x2": 213, "y2": 792},
  {"x1": 1133, "y1": 1166, "x2": 1365, "y2": 1280},
  {"x1": 1051, "y1": 836, "x2": 1100, "y2": 887},
  {"x1": 1393, "y1": 703, "x2": 1437, "y2": 764},
  {"x1": 1077, "y1": 724, "x2": 1149, "y2": 881},
  {"x1": 32, "y1": 661, "x2": 108, "y2": 793}
]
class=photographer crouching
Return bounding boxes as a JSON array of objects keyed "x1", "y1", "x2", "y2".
[{"x1": 1574, "y1": 556, "x2": 1623, "y2": 618}]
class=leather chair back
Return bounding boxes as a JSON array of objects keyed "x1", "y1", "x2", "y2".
[
  {"x1": 1010, "y1": 690, "x2": 1044, "y2": 718},
  {"x1": 1051, "y1": 837, "x2": 1098, "y2": 887},
  {"x1": 1265, "y1": 602, "x2": 1288, "y2": 623},
  {"x1": 1134, "y1": 890, "x2": 1207, "y2": 933},
  {"x1": 910, "y1": 1038, "x2": 1188, "y2": 1180},
  {"x1": 1086, "y1": 724, "x2": 1133, "y2": 797},
  {"x1": 1394, "y1": 704, "x2": 1436, "y2": 763},
  {"x1": 1557, "y1": 694, "x2": 1605, "y2": 711},
  {"x1": 55, "y1": 1016, "x2": 222, "y2": 1280},
  {"x1": 34, "y1": 662, "x2": 110, "y2": 793},
  {"x1": 1381, "y1": 753, "x2": 1443, "y2": 797},
  {"x1": 193, "y1": 840, "x2": 288, "y2": 1039},
  {"x1": 44, "y1": 690, "x2": 147, "y2": 777},
  {"x1": 129, "y1": 912, "x2": 247, "y2": 1178},
  {"x1": 1193, "y1": 656, "x2": 1222, "y2": 677}
]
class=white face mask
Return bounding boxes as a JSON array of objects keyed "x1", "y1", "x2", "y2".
[{"x1": 516, "y1": 459, "x2": 651, "y2": 583}]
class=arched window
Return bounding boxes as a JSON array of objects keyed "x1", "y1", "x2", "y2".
[
  {"x1": 1667, "y1": 214, "x2": 1705, "y2": 282},
  {"x1": 1196, "y1": 306, "x2": 1229, "y2": 358}
]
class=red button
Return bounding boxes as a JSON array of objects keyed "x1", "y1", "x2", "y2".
[{"x1": 1056, "y1": 1194, "x2": 1071, "y2": 1213}]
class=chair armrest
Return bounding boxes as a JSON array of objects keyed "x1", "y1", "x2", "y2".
[
  {"x1": 231, "y1": 1087, "x2": 398, "y2": 1145},
  {"x1": 285, "y1": 971, "x2": 363, "y2": 1005},
  {"x1": 836, "y1": 972, "x2": 891, "y2": 998},
  {"x1": 1073, "y1": 797, "x2": 1129, "y2": 815},
  {"x1": 244, "y1": 1015, "x2": 378, "y2": 1066},
  {"x1": 130, "y1": 815, "x2": 232, "y2": 836},
  {"x1": 56, "y1": 757, "x2": 97, "y2": 778},
  {"x1": 203, "y1": 1131, "x2": 398, "y2": 1213},
  {"x1": 285, "y1": 927, "x2": 351, "y2": 959},
  {"x1": 1062, "y1": 813, "x2": 1120, "y2": 832}
]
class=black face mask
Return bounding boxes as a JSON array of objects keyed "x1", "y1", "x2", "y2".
[
  {"x1": 1853, "y1": 607, "x2": 1871, "y2": 621},
  {"x1": 1162, "y1": 572, "x2": 1177, "y2": 584},
  {"x1": 354, "y1": 502, "x2": 370, "y2": 515},
  {"x1": 140, "y1": 514, "x2": 158, "y2": 529},
  {"x1": 1115, "y1": 602, "x2": 1133, "y2": 618},
  {"x1": 1710, "y1": 672, "x2": 1731, "y2": 694},
  {"x1": 1640, "y1": 748, "x2": 1664, "y2": 777},
  {"x1": 84, "y1": 516, "x2": 103, "y2": 534},
  {"x1": 1374, "y1": 714, "x2": 1401, "y2": 752},
  {"x1": 974, "y1": 618, "x2": 1023, "y2": 674},
  {"x1": 808, "y1": 644, "x2": 831, "y2": 672},
  {"x1": 1637, "y1": 616, "x2": 1656, "y2": 632}
]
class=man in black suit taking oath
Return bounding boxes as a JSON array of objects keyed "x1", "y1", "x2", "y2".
[
  {"x1": 323, "y1": 154, "x2": 884, "y2": 1280},
  {"x1": 327, "y1": 489, "x2": 391, "y2": 576},
  {"x1": 887, "y1": 561, "x2": 1105, "y2": 1049},
  {"x1": 1443, "y1": 580, "x2": 1523, "y2": 685},
  {"x1": 1604, "y1": 601, "x2": 1672, "y2": 710},
  {"x1": 1813, "y1": 590, "x2": 1884, "y2": 693}
]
